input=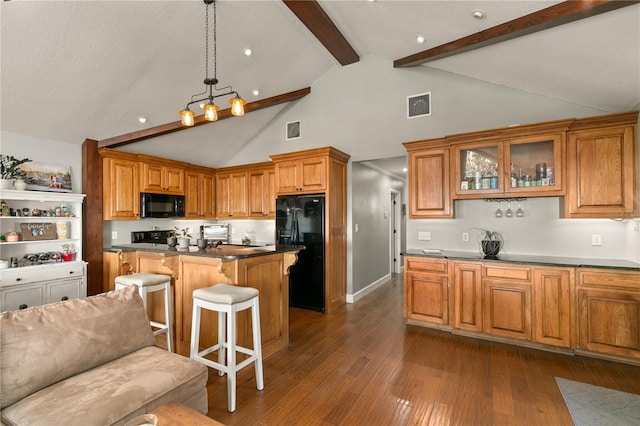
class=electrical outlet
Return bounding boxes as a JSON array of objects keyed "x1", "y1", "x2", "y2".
[
  {"x1": 462, "y1": 232, "x2": 469, "y2": 242},
  {"x1": 591, "y1": 234, "x2": 602, "y2": 246},
  {"x1": 111, "y1": 231, "x2": 118, "y2": 240},
  {"x1": 418, "y1": 231, "x2": 431, "y2": 241},
  {"x1": 355, "y1": 224, "x2": 359, "y2": 232}
]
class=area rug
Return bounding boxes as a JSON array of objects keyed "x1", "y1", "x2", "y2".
[{"x1": 555, "y1": 377, "x2": 640, "y2": 426}]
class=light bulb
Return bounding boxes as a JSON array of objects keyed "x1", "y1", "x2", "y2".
[
  {"x1": 204, "y1": 103, "x2": 219, "y2": 122},
  {"x1": 180, "y1": 109, "x2": 195, "y2": 126},
  {"x1": 230, "y1": 97, "x2": 246, "y2": 116}
]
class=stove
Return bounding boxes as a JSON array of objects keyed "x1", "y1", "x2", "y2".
[{"x1": 131, "y1": 230, "x2": 174, "y2": 244}]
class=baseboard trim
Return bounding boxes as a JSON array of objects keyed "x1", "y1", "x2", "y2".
[{"x1": 346, "y1": 273, "x2": 391, "y2": 304}]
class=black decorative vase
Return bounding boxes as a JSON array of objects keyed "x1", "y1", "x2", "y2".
[{"x1": 482, "y1": 240, "x2": 501, "y2": 258}]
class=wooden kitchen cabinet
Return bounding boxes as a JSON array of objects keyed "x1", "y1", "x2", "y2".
[
  {"x1": 450, "y1": 124, "x2": 568, "y2": 199},
  {"x1": 139, "y1": 156, "x2": 185, "y2": 195},
  {"x1": 271, "y1": 149, "x2": 330, "y2": 194},
  {"x1": 402, "y1": 140, "x2": 452, "y2": 218},
  {"x1": 215, "y1": 170, "x2": 248, "y2": 218},
  {"x1": 101, "y1": 150, "x2": 140, "y2": 220},
  {"x1": 482, "y1": 264, "x2": 532, "y2": 340},
  {"x1": 577, "y1": 268, "x2": 640, "y2": 360},
  {"x1": 533, "y1": 267, "x2": 574, "y2": 348},
  {"x1": 563, "y1": 111, "x2": 638, "y2": 218},
  {"x1": 452, "y1": 261, "x2": 483, "y2": 332},
  {"x1": 404, "y1": 257, "x2": 450, "y2": 326},
  {"x1": 248, "y1": 165, "x2": 276, "y2": 218},
  {"x1": 185, "y1": 166, "x2": 215, "y2": 219}
]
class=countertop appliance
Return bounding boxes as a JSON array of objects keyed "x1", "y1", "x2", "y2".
[
  {"x1": 276, "y1": 194, "x2": 325, "y2": 312},
  {"x1": 140, "y1": 192, "x2": 185, "y2": 218},
  {"x1": 201, "y1": 224, "x2": 229, "y2": 244},
  {"x1": 131, "y1": 229, "x2": 174, "y2": 244}
]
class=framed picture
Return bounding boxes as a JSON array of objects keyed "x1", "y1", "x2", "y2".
[
  {"x1": 19, "y1": 161, "x2": 72, "y2": 192},
  {"x1": 286, "y1": 120, "x2": 301, "y2": 140}
]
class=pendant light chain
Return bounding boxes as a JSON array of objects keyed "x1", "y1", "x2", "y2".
[
  {"x1": 213, "y1": 0, "x2": 217, "y2": 82},
  {"x1": 179, "y1": 0, "x2": 245, "y2": 127}
]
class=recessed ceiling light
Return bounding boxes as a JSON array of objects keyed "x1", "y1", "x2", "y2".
[
  {"x1": 244, "y1": 47, "x2": 252, "y2": 56},
  {"x1": 137, "y1": 116, "x2": 147, "y2": 124},
  {"x1": 472, "y1": 9, "x2": 486, "y2": 19},
  {"x1": 416, "y1": 35, "x2": 426, "y2": 44},
  {"x1": 252, "y1": 89, "x2": 260, "y2": 96}
]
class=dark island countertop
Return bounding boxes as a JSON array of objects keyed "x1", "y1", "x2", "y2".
[
  {"x1": 402, "y1": 249, "x2": 640, "y2": 271},
  {"x1": 106, "y1": 243, "x2": 304, "y2": 260}
]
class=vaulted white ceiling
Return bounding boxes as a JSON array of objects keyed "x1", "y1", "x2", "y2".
[{"x1": 2, "y1": 0, "x2": 639, "y2": 171}]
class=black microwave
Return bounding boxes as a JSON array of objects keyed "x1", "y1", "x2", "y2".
[{"x1": 140, "y1": 192, "x2": 185, "y2": 218}]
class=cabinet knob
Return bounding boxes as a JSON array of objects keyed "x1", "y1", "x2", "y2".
[
  {"x1": 61, "y1": 296, "x2": 69, "y2": 301},
  {"x1": 69, "y1": 271, "x2": 75, "y2": 275},
  {"x1": 19, "y1": 304, "x2": 28, "y2": 310},
  {"x1": 15, "y1": 278, "x2": 22, "y2": 282}
]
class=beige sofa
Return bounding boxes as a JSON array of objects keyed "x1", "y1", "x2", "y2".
[{"x1": 0, "y1": 285, "x2": 208, "y2": 426}]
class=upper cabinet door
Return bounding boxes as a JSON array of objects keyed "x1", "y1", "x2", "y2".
[
  {"x1": 140, "y1": 162, "x2": 185, "y2": 195},
  {"x1": 453, "y1": 141, "x2": 503, "y2": 198},
  {"x1": 564, "y1": 124, "x2": 637, "y2": 218},
  {"x1": 408, "y1": 147, "x2": 452, "y2": 218},
  {"x1": 504, "y1": 133, "x2": 565, "y2": 196},
  {"x1": 274, "y1": 157, "x2": 327, "y2": 194},
  {"x1": 103, "y1": 156, "x2": 139, "y2": 220}
]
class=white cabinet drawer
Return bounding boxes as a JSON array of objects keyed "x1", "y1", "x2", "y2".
[
  {"x1": 48, "y1": 278, "x2": 84, "y2": 303},
  {"x1": 1, "y1": 283, "x2": 44, "y2": 312},
  {"x1": 0, "y1": 262, "x2": 85, "y2": 287}
]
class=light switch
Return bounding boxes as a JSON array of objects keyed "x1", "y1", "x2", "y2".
[
  {"x1": 355, "y1": 224, "x2": 359, "y2": 233},
  {"x1": 591, "y1": 234, "x2": 602, "y2": 246}
]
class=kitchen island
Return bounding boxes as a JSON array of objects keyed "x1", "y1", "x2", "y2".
[{"x1": 104, "y1": 244, "x2": 302, "y2": 358}]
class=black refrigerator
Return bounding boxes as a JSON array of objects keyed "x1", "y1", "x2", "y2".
[{"x1": 275, "y1": 194, "x2": 325, "y2": 312}]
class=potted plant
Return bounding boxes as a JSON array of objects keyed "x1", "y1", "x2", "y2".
[
  {"x1": 175, "y1": 227, "x2": 192, "y2": 249},
  {"x1": 477, "y1": 229, "x2": 503, "y2": 258},
  {"x1": 0, "y1": 155, "x2": 31, "y2": 190},
  {"x1": 166, "y1": 229, "x2": 177, "y2": 248}
]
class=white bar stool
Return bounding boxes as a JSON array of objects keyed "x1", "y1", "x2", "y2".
[
  {"x1": 114, "y1": 272, "x2": 173, "y2": 353},
  {"x1": 190, "y1": 283, "x2": 264, "y2": 412}
]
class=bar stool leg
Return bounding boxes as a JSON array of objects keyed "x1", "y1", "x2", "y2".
[
  {"x1": 252, "y1": 297, "x2": 264, "y2": 391},
  {"x1": 164, "y1": 284, "x2": 174, "y2": 353},
  {"x1": 217, "y1": 310, "x2": 225, "y2": 377},
  {"x1": 227, "y1": 305, "x2": 237, "y2": 412},
  {"x1": 190, "y1": 300, "x2": 201, "y2": 360}
]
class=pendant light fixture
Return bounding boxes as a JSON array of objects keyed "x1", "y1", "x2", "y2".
[{"x1": 179, "y1": 0, "x2": 246, "y2": 127}]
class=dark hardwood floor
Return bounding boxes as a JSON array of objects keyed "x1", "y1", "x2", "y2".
[{"x1": 205, "y1": 273, "x2": 640, "y2": 425}]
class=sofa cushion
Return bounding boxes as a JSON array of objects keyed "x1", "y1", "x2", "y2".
[
  {"x1": 0, "y1": 286, "x2": 155, "y2": 408},
  {"x1": 1, "y1": 346, "x2": 208, "y2": 426}
]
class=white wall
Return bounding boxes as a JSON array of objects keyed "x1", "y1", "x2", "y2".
[
  {"x1": 1, "y1": 131, "x2": 82, "y2": 193},
  {"x1": 406, "y1": 198, "x2": 640, "y2": 263}
]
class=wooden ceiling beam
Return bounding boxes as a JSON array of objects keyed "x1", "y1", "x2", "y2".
[
  {"x1": 98, "y1": 87, "x2": 311, "y2": 149},
  {"x1": 282, "y1": 0, "x2": 359, "y2": 66},
  {"x1": 394, "y1": 0, "x2": 640, "y2": 68}
]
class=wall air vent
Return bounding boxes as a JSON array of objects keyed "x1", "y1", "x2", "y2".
[{"x1": 407, "y1": 92, "x2": 431, "y2": 119}]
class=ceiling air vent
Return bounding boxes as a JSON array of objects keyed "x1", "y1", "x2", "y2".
[{"x1": 407, "y1": 92, "x2": 431, "y2": 119}]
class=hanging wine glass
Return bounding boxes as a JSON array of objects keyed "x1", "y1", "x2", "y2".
[
  {"x1": 516, "y1": 201, "x2": 525, "y2": 218},
  {"x1": 505, "y1": 201, "x2": 513, "y2": 218},
  {"x1": 495, "y1": 202, "x2": 503, "y2": 218}
]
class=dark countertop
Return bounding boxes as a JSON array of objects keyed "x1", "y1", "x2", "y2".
[
  {"x1": 106, "y1": 243, "x2": 304, "y2": 260},
  {"x1": 402, "y1": 249, "x2": 640, "y2": 271}
]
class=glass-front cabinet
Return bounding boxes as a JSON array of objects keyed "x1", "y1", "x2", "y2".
[
  {"x1": 454, "y1": 142, "x2": 503, "y2": 196},
  {"x1": 504, "y1": 134, "x2": 564, "y2": 196},
  {"x1": 453, "y1": 132, "x2": 565, "y2": 198}
]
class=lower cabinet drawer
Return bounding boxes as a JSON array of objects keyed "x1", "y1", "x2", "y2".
[{"x1": 1, "y1": 283, "x2": 44, "y2": 312}]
